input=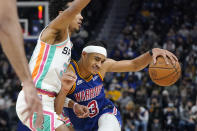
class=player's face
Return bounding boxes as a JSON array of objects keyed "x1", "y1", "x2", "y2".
[
  {"x1": 70, "y1": 13, "x2": 83, "y2": 32},
  {"x1": 62, "y1": 1, "x2": 83, "y2": 32},
  {"x1": 84, "y1": 53, "x2": 106, "y2": 75}
]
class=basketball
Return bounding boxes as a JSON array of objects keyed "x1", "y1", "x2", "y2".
[{"x1": 148, "y1": 56, "x2": 181, "y2": 86}]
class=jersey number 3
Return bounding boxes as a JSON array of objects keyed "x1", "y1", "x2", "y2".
[{"x1": 88, "y1": 100, "x2": 99, "y2": 118}]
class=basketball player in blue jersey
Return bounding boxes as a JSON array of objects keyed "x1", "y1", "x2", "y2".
[
  {"x1": 16, "y1": 0, "x2": 91, "y2": 131},
  {"x1": 55, "y1": 41, "x2": 178, "y2": 131},
  {"x1": 0, "y1": 0, "x2": 43, "y2": 128}
]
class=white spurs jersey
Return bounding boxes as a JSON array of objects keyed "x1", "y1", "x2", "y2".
[{"x1": 29, "y1": 29, "x2": 72, "y2": 93}]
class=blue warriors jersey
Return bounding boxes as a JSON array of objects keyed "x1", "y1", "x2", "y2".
[{"x1": 63, "y1": 60, "x2": 121, "y2": 131}]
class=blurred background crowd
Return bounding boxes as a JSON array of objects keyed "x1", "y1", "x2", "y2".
[{"x1": 0, "y1": 0, "x2": 197, "y2": 131}]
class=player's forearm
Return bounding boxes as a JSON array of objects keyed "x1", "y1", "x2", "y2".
[
  {"x1": 0, "y1": 4, "x2": 32, "y2": 83},
  {"x1": 105, "y1": 51, "x2": 153, "y2": 73},
  {"x1": 66, "y1": 0, "x2": 91, "y2": 16},
  {"x1": 130, "y1": 51, "x2": 152, "y2": 71},
  {"x1": 1, "y1": 36, "x2": 32, "y2": 82},
  {"x1": 55, "y1": 91, "x2": 67, "y2": 115},
  {"x1": 51, "y1": 0, "x2": 91, "y2": 30},
  {"x1": 55, "y1": 93, "x2": 76, "y2": 114}
]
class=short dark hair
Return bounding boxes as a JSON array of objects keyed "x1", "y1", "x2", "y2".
[
  {"x1": 49, "y1": 0, "x2": 73, "y2": 21},
  {"x1": 83, "y1": 41, "x2": 108, "y2": 50}
]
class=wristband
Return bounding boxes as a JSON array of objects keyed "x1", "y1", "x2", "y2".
[
  {"x1": 64, "y1": 98, "x2": 71, "y2": 107},
  {"x1": 73, "y1": 103, "x2": 78, "y2": 113},
  {"x1": 149, "y1": 49, "x2": 153, "y2": 56}
]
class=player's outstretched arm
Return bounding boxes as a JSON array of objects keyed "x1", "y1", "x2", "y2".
[
  {"x1": 0, "y1": 0, "x2": 43, "y2": 128},
  {"x1": 102, "y1": 48, "x2": 178, "y2": 73},
  {"x1": 49, "y1": 0, "x2": 91, "y2": 30}
]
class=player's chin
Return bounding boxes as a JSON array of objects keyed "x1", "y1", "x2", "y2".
[
  {"x1": 94, "y1": 70, "x2": 99, "y2": 75},
  {"x1": 74, "y1": 27, "x2": 80, "y2": 33},
  {"x1": 90, "y1": 70, "x2": 97, "y2": 75}
]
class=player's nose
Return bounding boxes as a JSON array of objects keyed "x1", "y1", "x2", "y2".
[
  {"x1": 79, "y1": 14, "x2": 83, "y2": 21},
  {"x1": 96, "y1": 62, "x2": 102, "y2": 69}
]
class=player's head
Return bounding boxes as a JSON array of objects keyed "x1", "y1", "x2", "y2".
[
  {"x1": 49, "y1": 0, "x2": 83, "y2": 32},
  {"x1": 81, "y1": 41, "x2": 108, "y2": 75}
]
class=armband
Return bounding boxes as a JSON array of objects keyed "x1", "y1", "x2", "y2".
[{"x1": 64, "y1": 97, "x2": 71, "y2": 107}]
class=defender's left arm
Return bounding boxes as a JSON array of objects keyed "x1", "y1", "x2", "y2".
[{"x1": 55, "y1": 67, "x2": 77, "y2": 115}]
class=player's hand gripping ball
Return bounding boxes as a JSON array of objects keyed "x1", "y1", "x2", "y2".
[{"x1": 148, "y1": 50, "x2": 181, "y2": 86}]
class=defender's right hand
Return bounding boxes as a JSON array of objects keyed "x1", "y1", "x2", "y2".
[{"x1": 22, "y1": 80, "x2": 43, "y2": 128}]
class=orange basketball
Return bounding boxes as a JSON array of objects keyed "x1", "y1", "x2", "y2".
[{"x1": 148, "y1": 56, "x2": 181, "y2": 86}]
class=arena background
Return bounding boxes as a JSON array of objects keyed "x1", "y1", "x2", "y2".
[{"x1": 0, "y1": 0, "x2": 197, "y2": 130}]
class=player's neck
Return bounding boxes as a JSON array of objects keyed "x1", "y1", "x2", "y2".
[
  {"x1": 68, "y1": 26, "x2": 77, "y2": 36},
  {"x1": 77, "y1": 60, "x2": 92, "y2": 79},
  {"x1": 68, "y1": 29, "x2": 72, "y2": 37}
]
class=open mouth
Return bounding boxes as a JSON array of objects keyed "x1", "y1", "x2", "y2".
[
  {"x1": 93, "y1": 66, "x2": 99, "y2": 72},
  {"x1": 78, "y1": 21, "x2": 82, "y2": 27}
]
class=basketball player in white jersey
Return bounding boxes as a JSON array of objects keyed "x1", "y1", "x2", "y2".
[
  {"x1": 16, "y1": 0, "x2": 91, "y2": 130},
  {"x1": 0, "y1": 0, "x2": 43, "y2": 128}
]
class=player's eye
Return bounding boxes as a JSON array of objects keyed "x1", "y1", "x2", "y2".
[
  {"x1": 101, "y1": 60, "x2": 105, "y2": 64},
  {"x1": 95, "y1": 57, "x2": 100, "y2": 61}
]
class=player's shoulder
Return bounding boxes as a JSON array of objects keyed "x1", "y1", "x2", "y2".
[
  {"x1": 40, "y1": 27, "x2": 59, "y2": 43},
  {"x1": 98, "y1": 58, "x2": 116, "y2": 76},
  {"x1": 68, "y1": 60, "x2": 76, "y2": 73},
  {"x1": 104, "y1": 58, "x2": 115, "y2": 64},
  {"x1": 102, "y1": 58, "x2": 116, "y2": 68}
]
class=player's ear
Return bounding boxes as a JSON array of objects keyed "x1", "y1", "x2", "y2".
[{"x1": 81, "y1": 51, "x2": 87, "y2": 58}]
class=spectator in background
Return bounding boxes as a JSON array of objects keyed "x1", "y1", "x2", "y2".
[
  {"x1": 117, "y1": 40, "x2": 128, "y2": 53},
  {"x1": 127, "y1": 74, "x2": 138, "y2": 93},
  {"x1": 118, "y1": 91, "x2": 132, "y2": 112},
  {"x1": 179, "y1": 100, "x2": 195, "y2": 131},
  {"x1": 0, "y1": 95, "x2": 9, "y2": 130},
  {"x1": 150, "y1": 90, "x2": 160, "y2": 102},
  {"x1": 178, "y1": 24, "x2": 190, "y2": 39},
  {"x1": 163, "y1": 102, "x2": 178, "y2": 130},
  {"x1": 161, "y1": 90, "x2": 170, "y2": 108},
  {"x1": 134, "y1": 105, "x2": 149, "y2": 131},
  {"x1": 148, "y1": 97, "x2": 163, "y2": 131},
  {"x1": 191, "y1": 99, "x2": 197, "y2": 131},
  {"x1": 190, "y1": 25, "x2": 197, "y2": 40},
  {"x1": 106, "y1": 84, "x2": 122, "y2": 103},
  {"x1": 135, "y1": 88, "x2": 147, "y2": 106},
  {"x1": 163, "y1": 39, "x2": 176, "y2": 52},
  {"x1": 124, "y1": 101, "x2": 136, "y2": 131}
]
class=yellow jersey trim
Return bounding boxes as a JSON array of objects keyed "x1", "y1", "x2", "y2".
[
  {"x1": 97, "y1": 72, "x2": 104, "y2": 81},
  {"x1": 67, "y1": 64, "x2": 76, "y2": 95},
  {"x1": 72, "y1": 60, "x2": 93, "y2": 82},
  {"x1": 68, "y1": 83, "x2": 76, "y2": 95}
]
